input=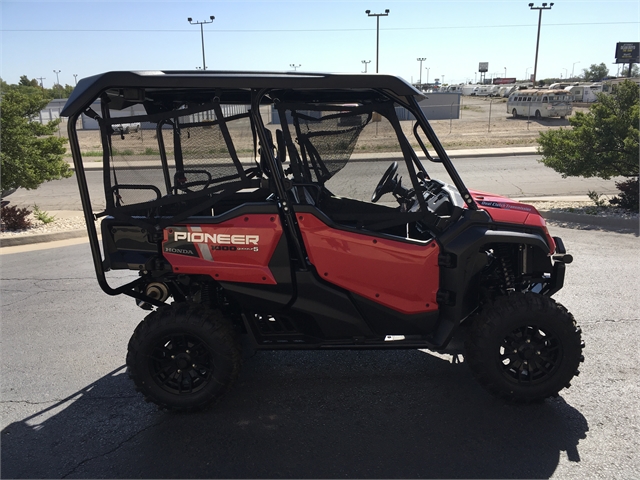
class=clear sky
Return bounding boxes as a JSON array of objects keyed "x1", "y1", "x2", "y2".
[{"x1": 1, "y1": 0, "x2": 638, "y2": 87}]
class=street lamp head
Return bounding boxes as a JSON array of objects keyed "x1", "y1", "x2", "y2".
[
  {"x1": 542, "y1": 3, "x2": 547, "y2": 6},
  {"x1": 365, "y1": 10, "x2": 370, "y2": 14},
  {"x1": 210, "y1": 15, "x2": 215, "y2": 20},
  {"x1": 385, "y1": 9, "x2": 389, "y2": 13},
  {"x1": 187, "y1": 17, "x2": 192, "y2": 22},
  {"x1": 528, "y1": 3, "x2": 534, "y2": 7}
]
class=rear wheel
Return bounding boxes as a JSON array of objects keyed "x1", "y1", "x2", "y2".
[
  {"x1": 511, "y1": 108, "x2": 518, "y2": 118},
  {"x1": 535, "y1": 110, "x2": 542, "y2": 120},
  {"x1": 127, "y1": 303, "x2": 241, "y2": 411},
  {"x1": 465, "y1": 293, "x2": 584, "y2": 402}
]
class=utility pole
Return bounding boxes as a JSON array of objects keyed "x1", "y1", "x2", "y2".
[
  {"x1": 37, "y1": 77, "x2": 46, "y2": 90},
  {"x1": 73, "y1": 74, "x2": 78, "y2": 85},
  {"x1": 529, "y1": 2, "x2": 553, "y2": 87},
  {"x1": 426, "y1": 67, "x2": 430, "y2": 86},
  {"x1": 365, "y1": 9, "x2": 389, "y2": 73},
  {"x1": 362, "y1": 60, "x2": 371, "y2": 73},
  {"x1": 417, "y1": 57, "x2": 426, "y2": 85},
  {"x1": 571, "y1": 61, "x2": 580, "y2": 79},
  {"x1": 188, "y1": 16, "x2": 215, "y2": 70}
]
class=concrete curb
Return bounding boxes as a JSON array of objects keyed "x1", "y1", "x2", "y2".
[
  {"x1": 0, "y1": 229, "x2": 89, "y2": 247},
  {"x1": 2, "y1": 209, "x2": 637, "y2": 248},
  {"x1": 70, "y1": 146, "x2": 540, "y2": 170}
]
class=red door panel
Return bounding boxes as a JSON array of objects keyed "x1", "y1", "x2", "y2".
[
  {"x1": 297, "y1": 213, "x2": 440, "y2": 314},
  {"x1": 162, "y1": 214, "x2": 283, "y2": 284}
]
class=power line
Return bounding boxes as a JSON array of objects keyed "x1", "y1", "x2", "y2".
[{"x1": 2, "y1": 21, "x2": 637, "y2": 33}]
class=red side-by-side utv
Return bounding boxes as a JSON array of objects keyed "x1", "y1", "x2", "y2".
[{"x1": 61, "y1": 71, "x2": 583, "y2": 411}]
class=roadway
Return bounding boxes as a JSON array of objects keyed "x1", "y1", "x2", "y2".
[
  {"x1": 1, "y1": 225, "x2": 638, "y2": 478},
  {"x1": 5, "y1": 154, "x2": 623, "y2": 212}
]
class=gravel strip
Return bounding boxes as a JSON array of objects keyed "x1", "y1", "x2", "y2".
[
  {"x1": 0, "y1": 214, "x2": 96, "y2": 238},
  {"x1": 525, "y1": 201, "x2": 639, "y2": 220}
]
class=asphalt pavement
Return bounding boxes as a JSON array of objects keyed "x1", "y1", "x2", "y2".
[{"x1": 1, "y1": 225, "x2": 638, "y2": 478}]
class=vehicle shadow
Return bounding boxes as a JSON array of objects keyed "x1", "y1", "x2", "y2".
[{"x1": 1, "y1": 350, "x2": 588, "y2": 479}]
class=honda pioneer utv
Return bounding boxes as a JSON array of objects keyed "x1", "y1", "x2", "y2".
[{"x1": 61, "y1": 71, "x2": 583, "y2": 411}]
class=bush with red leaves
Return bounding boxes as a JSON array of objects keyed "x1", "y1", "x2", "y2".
[{"x1": 1, "y1": 205, "x2": 33, "y2": 231}]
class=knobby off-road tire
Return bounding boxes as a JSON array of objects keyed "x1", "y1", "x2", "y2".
[
  {"x1": 465, "y1": 293, "x2": 584, "y2": 402},
  {"x1": 127, "y1": 303, "x2": 241, "y2": 411}
]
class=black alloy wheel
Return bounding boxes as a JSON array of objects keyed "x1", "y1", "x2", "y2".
[
  {"x1": 498, "y1": 324, "x2": 560, "y2": 385},
  {"x1": 149, "y1": 332, "x2": 214, "y2": 395}
]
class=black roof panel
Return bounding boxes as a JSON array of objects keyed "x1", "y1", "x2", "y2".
[{"x1": 60, "y1": 70, "x2": 422, "y2": 117}]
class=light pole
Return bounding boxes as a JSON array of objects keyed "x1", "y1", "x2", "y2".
[
  {"x1": 290, "y1": 64, "x2": 301, "y2": 71},
  {"x1": 362, "y1": 60, "x2": 371, "y2": 73},
  {"x1": 571, "y1": 61, "x2": 580, "y2": 79},
  {"x1": 426, "y1": 67, "x2": 430, "y2": 86},
  {"x1": 525, "y1": 66, "x2": 532, "y2": 81},
  {"x1": 365, "y1": 9, "x2": 389, "y2": 73},
  {"x1": 416, "y1": 57, "x2": 426, "y2": 85},
  {"x1": 73, "y1": 74, "x2": 78, "y2": 85},
  {"x1": 562, "y1": 68, "x2": 568, "y2": 79},
  {"x1": 187, "y1": 16, "x2": 215, "y2": 70},
  {"x1": 504, "y1": 67, "x2": 507, "y2": 79},
  {"x1": 53, "y1": 70, "x2": 61, "y2": 97},
  {"x1": 529, "y1": 3, "x2": 553, "y2": 87}
]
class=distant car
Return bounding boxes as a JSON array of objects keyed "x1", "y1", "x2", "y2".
[{"x1": 112, "y1": 122, "x2": 140, "y2": 134}]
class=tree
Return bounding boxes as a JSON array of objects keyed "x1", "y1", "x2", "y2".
[
  {"x1": 0, "y1": 89, "x2": 72, "y2": 193},
  {"x1": 18, "y1": 75, "x2": 40, "y2": 88},
  {"x1": 537, "y1": 80, "x2": 639, "y2": 210},
  {"x1": 582, "y1": 63, "x2": 610, "y2": 82}
]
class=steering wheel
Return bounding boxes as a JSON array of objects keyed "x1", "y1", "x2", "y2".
[{"x1": 371, "y1": 161, "x2": 398, "y2": 203}]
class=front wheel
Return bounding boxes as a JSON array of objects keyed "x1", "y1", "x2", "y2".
[
  {"x1": 127, "y1": 303, "x2": 241, "y2": 411},
  {"x1": 511, "y1": 108, "x2": 518, "y2": 118},
  {"x1": 465, "y1": 293, "x2": 584, "y2": 402},
  {"x1": 535, "y1": 110, "x2": 542, "y2": 120}
]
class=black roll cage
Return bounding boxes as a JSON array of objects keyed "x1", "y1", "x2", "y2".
[{"x1": 63, "y1": 71, "x2": 480, "y2": 307}]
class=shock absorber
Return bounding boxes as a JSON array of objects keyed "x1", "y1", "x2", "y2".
[
  {"x1": 201, "y1": 282, "x2": 213, "y2": 307},
  {"x1": 496, "y1": 244, "x2": 515, "y2": 292}
]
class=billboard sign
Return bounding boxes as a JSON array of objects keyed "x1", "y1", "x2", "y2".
[
  {"x1": 493, "y1": 77, "x2": 517, "y2": 85},
  {"x1": 615, "y1": 42, "x2": 639, "y2": 63},
  {"x1": 478, "y1": 62, "x2": 489, "y2": 72}
]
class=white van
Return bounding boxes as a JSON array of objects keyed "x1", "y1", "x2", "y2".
[{"x1": 507, "y1": 89, "x2": 572, "y2": 119}]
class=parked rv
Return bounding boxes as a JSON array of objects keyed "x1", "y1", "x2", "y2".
[
  {"x1": 564, "y1": 84, "x2": 601, "y2": 103},
  {"x1": 497, "y1": 84, "x2": 517, "y2": 98},
  {"x1": 474, "y1": 85, "x2": 494, "y2": 97},
  {"x1": 507, "y1": 89, "x2": 572, "y2": 119},
  {"x1": 461, "y1": 84, "x2": 478, "y2": 96}
]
